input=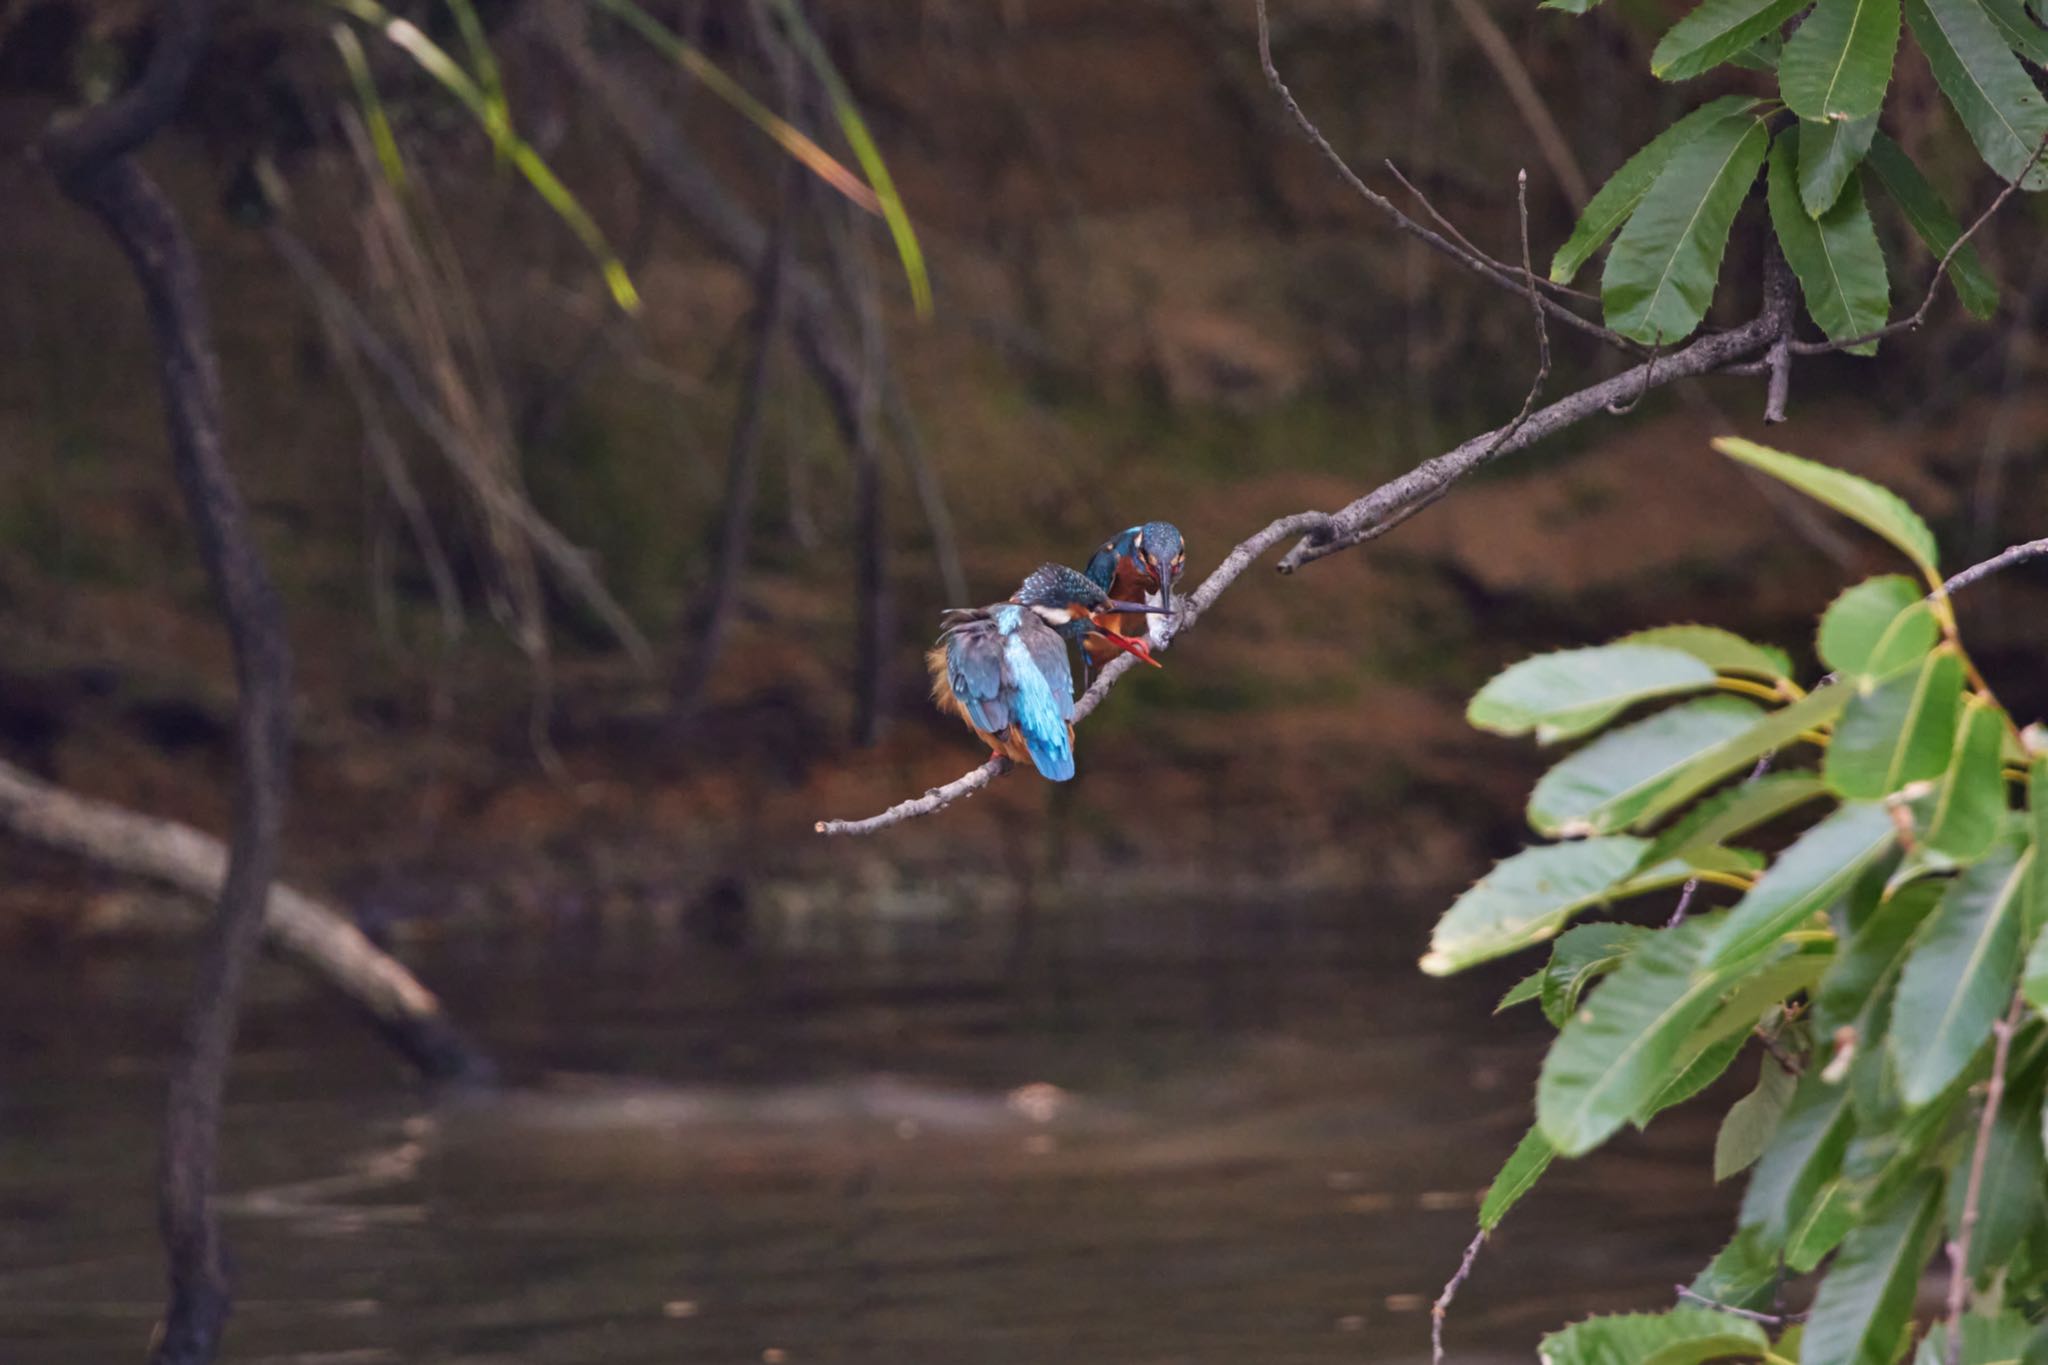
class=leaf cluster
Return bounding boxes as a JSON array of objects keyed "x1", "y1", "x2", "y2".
[
  {"x1": 1443, "y1": 440, "x2": 2048, "y2": 1364},
  {"x1": 1548, "y1": 0, "x2": 2043, "y2": 348}
]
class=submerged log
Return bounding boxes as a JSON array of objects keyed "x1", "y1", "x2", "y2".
[{"x1": 0, "y1": 759, "x2": 491, "y2": 1085}]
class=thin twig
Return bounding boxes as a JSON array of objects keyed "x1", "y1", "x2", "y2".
[
  {"x1": 1941, "y1": 538, "x2": 2048, "y2": 596},
  {"x1": 1253, "y1": 0, "x2": 1635, "y2": 351},
  {"x1": 1792, "y1": 132, "x2": 2048, "y2": 357},
  {"x1": 1432, "y1": 1228, "x2": 1487, "y2": 1365},
  {"x1": 1945, "y1": 992, "x2": 2025, "y2": 1365},
  {"x1": 1762, "y1": 245, "x2": 1796, "y2": 423},
  {"x1": 1383, "y1": 159, "x2": 1599, "y2": 306},
  {"x1": 1604, "y1": 333, "x2": 1664, "y2": 417},
  {"x1": 1481, "y1": 169, "x2": 1551, "y2": 461},
  {"x1": 1675, "y1": 1285, "x2": 1807, "y2": 1326}
]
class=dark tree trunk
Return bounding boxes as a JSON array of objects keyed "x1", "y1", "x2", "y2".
[{"x1": 42, "y1": 3, "x2": 294, "y2": 1358}]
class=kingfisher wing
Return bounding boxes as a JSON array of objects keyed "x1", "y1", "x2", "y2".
[
  {"x1": 1001, "y1": 623, "x2": 1077, "y2": 781},
  {"x1": 943, "y1": 622, "x2": 1010, "y2": 734}
]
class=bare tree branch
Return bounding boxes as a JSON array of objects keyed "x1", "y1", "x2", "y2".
[
  {"x1": 1941, "y1": 538, "x2": 2048, "y2": 595},
  {"x1": 1791, "y1": 133, "x2": 2048, "y2": 357},
  {"x1": 1431, "y1": 1228, "x2": 1487, "y2": 1365},
  {"x1": 42, "y1": 2, "x2": 293, "y2": 1357},
  {"x1": 1674, "y1": 1286, "x2": 1805, "y2": 1325},
  {"x1": 1254, "y1": 0, "x2": 1636, "y2": 350}
]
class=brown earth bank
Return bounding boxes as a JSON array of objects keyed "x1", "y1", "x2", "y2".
[{"x1": 2, "y1": 0, "x2": 2046, "y2": 949}]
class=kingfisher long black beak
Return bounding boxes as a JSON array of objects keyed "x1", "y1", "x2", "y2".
[
  {"x1": 1156, "y1": 577, "x2": 1174, "y2": 615},
  {"x1": 1106, "y1": 598, "x2": 1172, "y2": 615}
]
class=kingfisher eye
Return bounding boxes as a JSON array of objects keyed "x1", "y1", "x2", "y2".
[{"x1": 1171, "y1": 552, "x2": 1185, "y2": 571}]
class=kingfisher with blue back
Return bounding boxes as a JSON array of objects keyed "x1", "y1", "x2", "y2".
[
  {"x1": 1080, "y1": 521, "x2": 1186, "y2": 679},
  {"x1": 927, "y1": 564, "x2": 1166, "y2": 780}
]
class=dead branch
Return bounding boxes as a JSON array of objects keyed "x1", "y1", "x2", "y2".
[
  {"x1": 1431, "y1": 1228, "x2": 1487, "y2": 1365},
  {"x1": 41, "y1": 0, "x2": 292, "y2": 1357},
  {"x1": 1255, "y1": 0, "x2": 1632, "y2": 348},
  {"x1": 0, "y1": 759, "x2": 489, "y2": 1084}
]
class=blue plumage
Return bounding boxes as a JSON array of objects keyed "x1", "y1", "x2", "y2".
[{"x1": 927, "y1": 563, "x2": 1165, "y2": 781}]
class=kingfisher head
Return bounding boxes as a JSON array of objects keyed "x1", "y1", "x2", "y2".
[
  {"x1": 1129, "y1": 521, "x2": 1187, "y2": 612},
  {"x1": 1012, "y1": 564, "x2": 1166, "y2": 666}
]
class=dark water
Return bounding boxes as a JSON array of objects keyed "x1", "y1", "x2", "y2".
[{"x1": 0, "y1": 898, "x2": 1740, "y2": 1364}]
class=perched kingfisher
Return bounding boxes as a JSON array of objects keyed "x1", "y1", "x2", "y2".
[
  {"x1": 927, "y1": 564, "x2": 1164, "y2": 780},
  {"x1": 1081, "y1": 521, "x2": 1187, "y2": 676}
]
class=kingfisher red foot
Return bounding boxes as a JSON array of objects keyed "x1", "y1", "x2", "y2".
[
  {"x1": 927, "y1": 564, "x2": 1164, "y2": 781},
  {"x1": 1081, "y1": 521, "x2": 1186, "y2": 677}
]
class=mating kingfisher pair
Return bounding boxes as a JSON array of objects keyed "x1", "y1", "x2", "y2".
[{"x1": 928, "y1": 522, "x2": 1187, "y2": 781}]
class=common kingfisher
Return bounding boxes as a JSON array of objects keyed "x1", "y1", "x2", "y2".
[
  {"x1": 927, "y1": 564, "x2": 1164, "y2": 780},
  {"x1": 1081, "y1": 521, "x2": 1187, "y2": 676}
]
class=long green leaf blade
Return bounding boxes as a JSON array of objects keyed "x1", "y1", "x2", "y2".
[
  {"x1": 1538, "y1": 916, "x2": 1735, "y2": 1155},
  {"x1": 1629, "y1": 684, "x2": 1851, "y2": 830},
  {"x1": 1646, "y1": 772, "x2": 1832, "y2": 867},
  {"x1": 1824, "y1": 649, "x2": 1965, "y2": 800},
  {"x1": 1531, "y1": 697, "x2": 1766, "y2": 837},
  {"x1": 1619, "y1": 624, "x2": 1796, "y2": 680},
  {"x1": 1781, "y1": 0, "x2": 1901, "y2": 121},
  {"x1": 1422, "y1": 838, "x2": 1652, "y2": 975},
  {"x1": 1653, "y1": 0, "x2": 1808, "y2": 79},
  {"x1": 1717, "y1": 1057, "x2": 1799, "y2": 1180},
  {"x1": 1479, "y1": 1126, "x2": 1557, "y2": 1231},
  {"x1": 1863, "y1": 132, "x2": 2000, "y2": 319},
  {"x1": 1706, "y1": 802, "x2": 1898, "y2": 972},
  {"x1": 1468, "y1": 644, "x2": 1718, "y2": 742},
  {"x1": 1769, "y1": 132, "x2": 1892, "y2": 354},
  {"x1": 1906, "y1": 0, "x2": 2048, "y2": 188},
  {"x1": 1801, "y1": 1175, "x2": 1943, "y2": 1365},
  {"x1": 1799, "y1": 115, "x2": 1879, "y2": 216},
  {"x1": 1540, "y1": 1309, "x2": 1770, "y2": 1365},
  {"x1": 1891, "y1": 842, "x2": 2029, "y2": 1105},
  {"x1": 1715, "y1": 439, "x2": 1941, "y2": 578},
  {"x1": 1741, "y1": 1070, "x2": 1858, "y2": 1246},
  {"x1": 1542, "y1": 923, "x2": 1655, "y2": 1027},
  {"x1": 1819, "y1": 577, "x2": 1941, "y2": 676},
  {"x1": 1924, "y1": 695, "x2": 2010, "y2": 861},
  {"x1": 1551, "y1": 96, "x2": 1766, "y2": 284},
  {"x1": 1983, "y1": 0, "x2": 2048, "y2": 62},
  {"x1": 1603, "y1": 113, "x2": 1772, "y2": 345}
]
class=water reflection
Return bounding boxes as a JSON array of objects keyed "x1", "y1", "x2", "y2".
[{"x1": 0, "y1": 896, "x2": 1738, "y2": 1363}]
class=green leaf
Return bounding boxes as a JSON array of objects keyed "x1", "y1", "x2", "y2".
[
  {"x1": 1708, "y1": 803, "x2": 1898, "y2": 971},
  {"x1": 333, "y1": 0, "x2": 643, "y2": 314},
  {"x1": 1653, "y1": 0, "x2": 1809, "y2": 79},
  {"x1": 1479, "y1": 1126, "x2": 1556, "y2": 1231},
  {"x1": 1815, "y1": 878, "x2": 1943, "y2": 1038},
  {"x1": 1799, "y1": 115, "x2": 1880, "y2": 216},
  {"x1": 1733, "y1": 33, "x2": 1788, "y2": 67},
  {"x1": 1716, "y1": 440, "x2": 1941, "y2": 579},
  {"x1": 1619, "y1": 625, "x2": 1795, "y2": 680},
  {"x1": 1689, "y1": 1225, "x2": 1784, "y2": 1310},
  {"x1": 1741, "y1": 1070, "x2": 1858, "y2": 1246},
  {"x1": 1862, "y1": 132, "x2": 2001, "y2": 320},
  {"x1": 1468, "y1": 644, "x2": 1719, "y2": 742},
  {"x1": 1769, "y1": 132, "x2": 1892, "y2": 355},
  {"x1": 1780, "y1": 0, "x2": 1902, "y2": 121},
  {"x1": 1542, "y1": 0, "x2": 1606, "y2": 14},
  {"x1": 1801, "y1": 1175, "x2": 1943, "y2": 1365},
  {"x1": 1498, "y1": 970, "x2": 1546, "y2": 1012},
  {"x1": 1542, "y1": 923, "x2": 1655, "y2": 1027},
  {"x1": 1539, "y1": 1308, "x2": 1770, "y2": 1365},
  {"x1": 1603, "y1": 112, "x2": 1773, "y2": 345},
  {"x1": 1906, "y1": 0, "x2": 2048, "y2": 189},
  {"x1": 1630, "y1": 685, "x2": 1851, "y2": 830},
  {"x1": 1824, "y1": 649, "x2": 1966, "y2": 800},
  {"x1": 1718, "y1": 1057, "x2": 1799, "y2": 1179},
  {"x1": 1531, "y1": 697, "x2": 1768, "y2": 837},
  {"x1": 1983, "y1": 0, "x2": 2048, "y2": 64},
  {"x1": 2028, "y1": 755, "x2": 2048, "y2": 938},
  {"x1": 1552, "y1": 96, "x2": 1768, "y2": 284},
  {"x1": 1917, "y1": 1313, "x2": 2036, "y2": 1365},
  {"x1": 1640, "y1": 1028, "x2": 1751, "y2": 1122},
  {"x1": 1819, "y1": 577, "x2": 1942, "y2": 677},
  {"x1": 1924, "y1": 695, "x2": 2011, "y2": 861},
  {"x1": 1538, "y1": 916, "x2": 1738, "y2": 1155},
  {"x1": 1647, "y1": 773, "x2": 1833, "y2": 867},
  {"x1": 1891, "y1": 842, "x2": 2029, "y2": 1105},
  {"x1": 1422, "y1": 838, "x2": 1652, "y2": 975}
]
